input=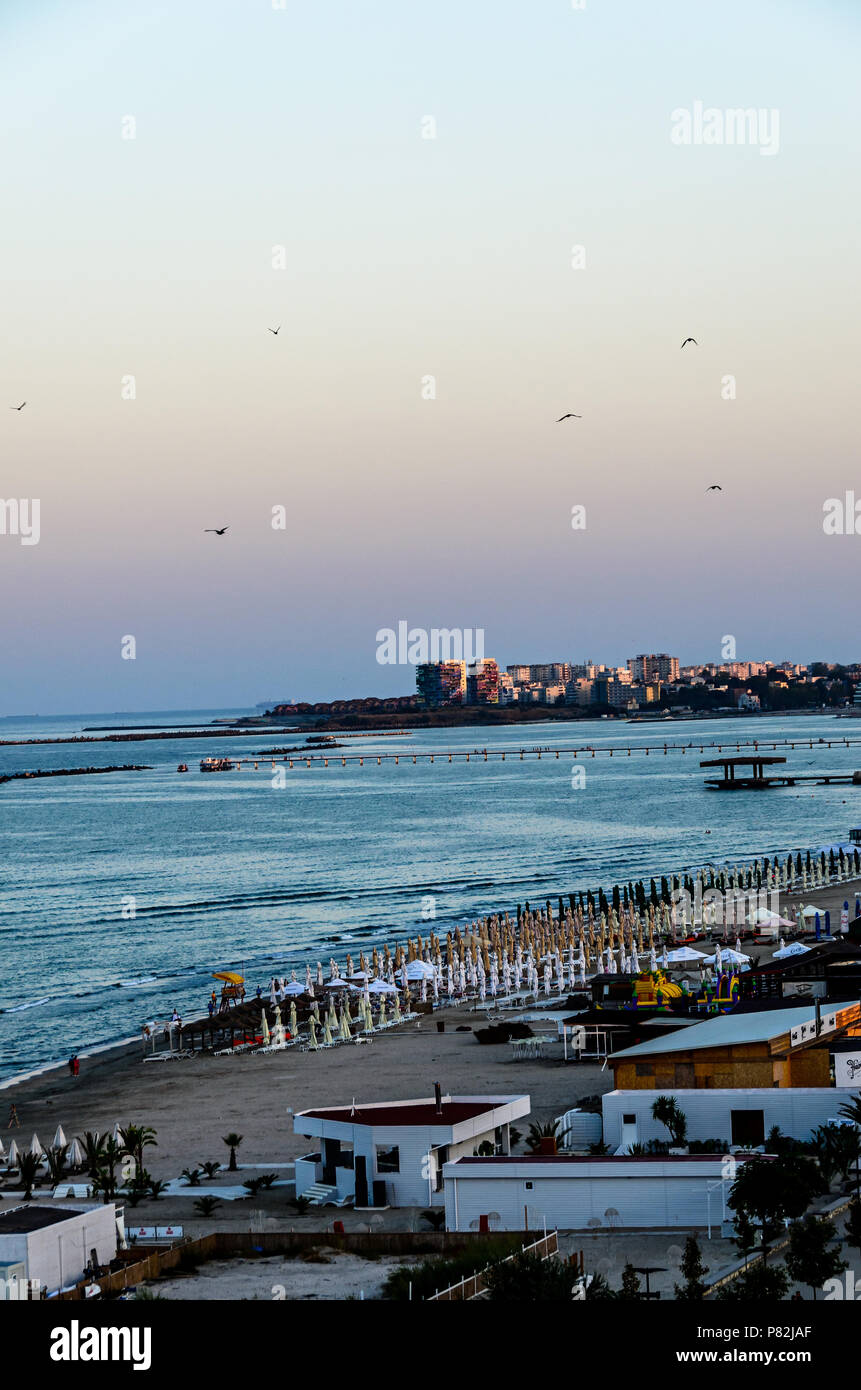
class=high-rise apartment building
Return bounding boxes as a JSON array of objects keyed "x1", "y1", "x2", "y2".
[
  {"x1": 627, "y1": 653, "x2": 680, "y2": 683},
  {"x1": 466, "y1": 658, "x2": 500, "y2": 704},
  {"x1": 416, "y1": 661, "x2": 466, "y2": 707}
]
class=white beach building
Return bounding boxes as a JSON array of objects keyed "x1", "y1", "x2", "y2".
[
  {"x1": 293, "y1": 1091, "x2": 530, "y2": 1208},
  {"x1": 442, "y1": 1153, "x2": 757, "y2": 1234},
  {"x1": 0, "y1": 1203, "x2": 119, "y2": 1299}
]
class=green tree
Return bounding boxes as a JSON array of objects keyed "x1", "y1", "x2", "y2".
[
  {"x1": 119, "y1": 1124, "x2": 158, "y2": 1172},
  {"x1": 524, "y1": 1120, "x2": 560, "y2": 1153},
  {"x1": 715, "y1": 1265, "x2": 789, "y2": 1302},
  {"x1": 193, "y1": 1196, "x2": 222, "y2": 1217},
  {"x1": 199, "y1": 1161, "x2": 221, "y2": 1179},
  {"x1": 618, "y1": 1263, "x2": 642, "y2": 1300},
  {"x1": 80, "y1": 1130, "x2": 107, "y2": 1178},
  {"x1": 728, "y1": 1156, "x2": 822, "y2": 1262},
  {"x1": 674, "y1": 1234, "x2": 709, "y2": 1300},
  {"x1": 844, "y1": 1198, "x2": 861, "y2": 1259},
  {"x1": 484, "y1": 1253, "x2": 576, "y2": 1302},
  {"x1": 785, "y1": 1216, "x2": 846, "y2": 1300},
  {"x1": 651, "y1": 1095, "x2": 688, "y2": 1146},
  {"x1": 43, "y1": 1143, "x2": 69, "y2": 1186},
  {"x1": 222, "y1": 1132, "x2": 243, "y2": 1171},
  {"x1": 16, "y1": 1153, "x2": 42, "y2": 1201},
  {"x1": 181, "y1": 1167, "x2": 202, "y2": 1187},
  {"x1": 732, "y1": 1210, "x2": 759, "y2": 1268},
  {"x1": 147, "y1": 1178, "x2": 169, "y2": 1200}
]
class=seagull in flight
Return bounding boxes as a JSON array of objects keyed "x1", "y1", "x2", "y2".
[
  {"x1": 680, "y1": 337, "x2": 698, "y2": 349},
  {"x1": 268, "y1": 326, "x2": 280, "y2": 335},
  {"x1": 9, "y1": 402, "x2": 26, "y2": 411},
  {"x1": 204, "y1": 526, "x2": 230, "y2": 535},
  {"x1": 706, "y1": 484, "x2": 722, "y2": 492},
  {"x1": 557, "y1": 413, "x2": 582, "y2": 421}
]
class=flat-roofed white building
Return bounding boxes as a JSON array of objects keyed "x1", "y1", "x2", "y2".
[
  {"x1": 443, "y1": 1153, "x2": 759, "y2": 1233},
  {"x1": 293, "y1": 1093, "x2": 530, "y2": 1208},
  {"x1": 0, "y1": 1204, "x2": 119, "y2": 1298},
  {"x1": 602, "y1": 1087, "x2": 855, "y2": 1152}
]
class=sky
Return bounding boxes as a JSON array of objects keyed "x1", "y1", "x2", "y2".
[{"x1": 1, "y1": 0, "x2": 859, "y2": 711}]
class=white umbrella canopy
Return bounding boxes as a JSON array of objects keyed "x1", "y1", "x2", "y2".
[
  {"x1": 666, "y1": 947, "x2": 708, "y2": 963},
  {"x1": 773, "y1": 941, "x2": 812, "y2": 959},
  {"x1": 800, "y1": 905, "x2": 828, "y2": 918},
  {"x1": 324, "y1": 977, "x2": 349, "y2": 989},
  {"x1": 367, "y1": 978, "x2": 398, "y2": 994},
  {"x1": 7, "y1": 1139, "x2": 20, "y2": 1167},
  {"x1": 404, "y1": 960, "x2": 435, "y2": 980},
  {"x1": 52, "y1": 1125, "x2": 67, "y2": 1150},
  {"x1": 29, "y1": 1132, "x2": 43, "y2": 1158},
  {"x1": 68, "y1": 1137, "x2": 85, "y2": 1168},
  {"x1": 284, "y1": 981, "x2": 307, "y2": 995},
  {"x1": 0, "y1": 1137, "x2": 6, "y2": 1160},
  {"x1": 703, "y1": 947, "x2": 750, "y2": 965}
]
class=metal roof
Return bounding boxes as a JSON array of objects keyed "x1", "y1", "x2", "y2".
[{"x1": 608, "y1": 1004, "x2": 833, "y2": 1060}]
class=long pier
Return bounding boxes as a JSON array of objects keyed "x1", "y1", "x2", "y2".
[{"x1": 220, "y1": 735, "x2": 861, "y2": 770}]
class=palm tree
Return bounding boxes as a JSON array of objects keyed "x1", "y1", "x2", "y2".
[
  {"x1": 651, "y1": 1095, "x2": 688, "y2": 1146},
  {"x1": 181, "y1": 1167, "x2": 202, "y2": 1187},
  {"x1": 222, "y1": 1133, "x2": 243, "y2": 1172},
  {"x1": 193, "y1": 1196, "x2": 222, "y2": 1218},
  {"x1": 43, "y1": 1144, "x2": 69, "y2": 1185},
  {"x1": 148, "y1": 1178, "x2": 169, "y2": 1201},
  {"x1": 199, "y1": 1161, "x2": 221, "y2": 1179},
  {"x1": 119, "y1": 1124, "x2": 158, "y2": 1173},
  {"x1": 17, "y1": 1153, "x2": 42, "y2": 1201},
  {"x1": 524, "y1": 1120, "x2": 560, "y2": 1153},
  {"x1": 80, "y1": 1130, "x2": 107, "y2": 1178}
]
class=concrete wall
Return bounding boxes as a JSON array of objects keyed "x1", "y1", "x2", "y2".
[{"x1": 602, "y1": 1088, "x2": 851, "y2": 1150}]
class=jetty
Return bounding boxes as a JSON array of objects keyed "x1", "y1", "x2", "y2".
[
  {"x1": 0, "y1": 764, "x2": 150, "y2": 786},
  {"x1": 701, "y1": 755, "x2": 861, "y2": 790}
]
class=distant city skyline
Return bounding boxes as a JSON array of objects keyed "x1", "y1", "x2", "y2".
[{"x1": 2, "y1": 0, "x2": 859, "y2": 711}]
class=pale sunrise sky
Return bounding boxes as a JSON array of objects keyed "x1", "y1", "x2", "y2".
[{"x1": 1, "y1": 0, "x2": 859, "y2": 710}]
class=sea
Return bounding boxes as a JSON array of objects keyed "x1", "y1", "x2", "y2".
[{"x1": 2, "y1": 706, "x2": 860, "y2": 1084}]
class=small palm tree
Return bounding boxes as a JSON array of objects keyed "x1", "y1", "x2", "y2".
[
  {"x1": 193, "y1": 1196, "x2": 222, "y2": 1217},
  {"x1": 525, "y1": 1120, "x2": 560, "y2": 1152},
  {"x1": 119, "y1": 1124, "x2": 158, "y2": 1170},
  {"x1": 17, "y1": 1153, "x2": 42, "y2": 1201},
  {"x1": 199, "y1": 1161, "x2": 221, "y2": 1179},
  {"x1": 222, "y1": 1133, "x2": 243, "y2": 1172},
  {"x1": 242, "y1": 1176, "x2": 265, "y2": 1197},
  {"x1": 44, "y1": 1144, "x2": 69, "y2": 1185},
  {"x1": 838, "y1": 1093, "x2": 861, "y2": 1127},
  {"x1": 148, "y1": 1178, "x2": 169, "y2": 1201},
  {"x1": 80, "y1": 1131, "x2": 107, "y2": 1178},
  {"x1": 181, "y1": 1167, "x2": 202, "y2": 1187}
]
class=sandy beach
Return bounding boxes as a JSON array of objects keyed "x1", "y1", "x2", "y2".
[{"x1": 3, "y1": 871, "x2": 857, "y2": 1235}]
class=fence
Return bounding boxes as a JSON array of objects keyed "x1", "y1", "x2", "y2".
[
  {"x1": 51, "y1": 1228, "x2": 522, "y2": 1300},
  {"x1": 427, "y1": 1231, "x2": 559, "y2": 1301}
]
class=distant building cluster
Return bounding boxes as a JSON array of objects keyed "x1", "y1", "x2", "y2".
[{"x1": 414, "y1": 654, "x2": 861, "y2": 712}]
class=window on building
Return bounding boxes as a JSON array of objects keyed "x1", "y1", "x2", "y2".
[
  {"x1": 375, "y1": 1145, "x2": 400, "y2": 1173},
  {"x1": 635, "y1": 1064, "x2": 654, "y2": 1077},
  {"x1": 623, "y1": 1113, "x2": 636, "y2": 1125},
  {"x1": 730, "y1": 1110, "x2": 765, "y2": 1147}
]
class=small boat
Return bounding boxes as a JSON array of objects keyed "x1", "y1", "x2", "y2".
[{"x1": 177, "y1": 764, "x2": 189, "y2": 773}]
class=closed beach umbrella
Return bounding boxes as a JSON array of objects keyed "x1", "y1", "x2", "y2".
[
  {"x1": 649, "y1": 946, "x2": 657, "y2": 972},
  {"x1": 378, "y1": 998, "x2": 387, "y2": 1027},
  {"x1": 289, "y1": 1001, "x2": 298, "y2": 1036},
  {"x1": 316, "y1": 962, "x2": 324, "y2": 987},
  {"x1": 305, "y1": 965, "x2": 313, "y2": 991},
  {"x1": 323, "y1": 1019, "x2": 333, "y2": 1046},
  {"x1": 308, "y1": 1017, "x2": 318, "y2": 1049},
  {"x1": 272, "y1": 1005, "x2": 285, "y2": 1046},
  {"x1": 68, "y1": 1137, "x2": 85, "y2": 1169},
  {"x1": 339, "y1": 1008, "x2": 351, "y2": 1042},
  {"x1": 8, "y1": 1139, "x2": 20, "y2": 1167},
  {"x1": 394, "y1": 992, "x2": 403, "y2": 1021},
  {"x1": 269, "y1": 981, "x2": 277, "y2": 1007},
  {"x1": 52, "y1": 1125, "x2": 67, "y2": 1151},
  {"x1": 261, "y1": 1009, "x2": 271, "y2": 1045}
]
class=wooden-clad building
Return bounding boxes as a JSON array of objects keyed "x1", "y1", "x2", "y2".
[{"x1": 608, "y1": 1000, "x2": 861, "y2": 1090}]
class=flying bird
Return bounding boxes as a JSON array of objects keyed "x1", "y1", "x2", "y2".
[
  {"x1": 706, "y1": 485, "x2": 722, "y2": 492},
  {"x1": 557, "y1": 413, "x2": 582, "y2": 421},
  {"x1": 268, "y1": 326, "x2": 280, "y2": 335},
  {"x1": 9, "y1": 402, "x2": 26, "y2": 411},
  {"x1": 204, "y1": 527, "x2": 230, "y2": 535},
  {"x1": 680, "y1": 337, "x2": 698, "y2": 348}
]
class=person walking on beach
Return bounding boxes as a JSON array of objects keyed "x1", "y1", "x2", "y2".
[
  {"x1": 72, "y1": 1056, "x2": 79, "y2": 1078},
  {"x1": 7, "y1": 1103, "x2": 21, "y2": 1128}
]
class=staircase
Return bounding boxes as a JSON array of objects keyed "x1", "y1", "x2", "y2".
[{"x1": 301, "y1": 1182, "x2": 339, "y2": 1206}]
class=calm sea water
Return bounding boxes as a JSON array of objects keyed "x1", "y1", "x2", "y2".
[{"x1": 2, "y1": 707, "x2": 860, "y2": 1082}]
